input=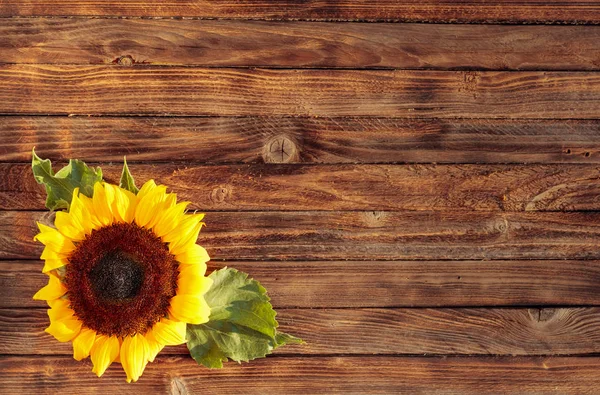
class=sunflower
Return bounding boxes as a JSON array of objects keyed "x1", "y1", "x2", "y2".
[{"x1": 32, "y1": 180, "x2": 212, "y2": 382}]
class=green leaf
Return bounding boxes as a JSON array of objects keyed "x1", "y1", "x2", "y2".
[
  {"x1": 31, "y1": 149, "x2": 103, "y2": 211},
  {"x1": 119, "y1": 157, "x2": 139, "y2": 194},
  {"x1": 186, "y1": 267, "x2": 303, "y2": 369}
]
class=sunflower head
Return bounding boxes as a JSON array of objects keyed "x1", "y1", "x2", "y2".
[{"x1": 33, "y1": 180, "x2": 212, "y2": 382}]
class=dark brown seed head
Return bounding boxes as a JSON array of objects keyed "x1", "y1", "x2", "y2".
[{"x1": 65, "y1": 222, "x2": 179, "y2": 337}]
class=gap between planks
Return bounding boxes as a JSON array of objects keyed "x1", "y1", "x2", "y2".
[{"x1": 1, "y1": 1, "x2": 599, "y2": 24}]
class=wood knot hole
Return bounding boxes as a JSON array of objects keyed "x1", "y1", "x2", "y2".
[
  {"x1": 263, "y1": 135, "x2": 298, "y2": 164},
  {"x1": 210, "y1": 185, "x2": 231, "y2": 204},
  {"x1": 116, "y1": 55, "x2": 134, "y2": 66},
  {"x1": 528, "y1": 308, "x2": 557, "y2": 323}
]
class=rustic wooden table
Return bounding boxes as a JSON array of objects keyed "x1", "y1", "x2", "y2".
[{"x1": 1, "y1": 1, "x2": 600, "y2": 393}]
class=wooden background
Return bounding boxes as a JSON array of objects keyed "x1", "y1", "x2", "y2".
[{"x1": 1, "y1": 1, "x2": 600, "y2": 393}]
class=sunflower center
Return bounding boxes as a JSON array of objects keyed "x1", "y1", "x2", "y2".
[
  {"x1": 89, "y1": 250, "x2": 144, "y2": 301},
  {"x1": 65, "y1": 222, "x2": 179, "y2": 337}
]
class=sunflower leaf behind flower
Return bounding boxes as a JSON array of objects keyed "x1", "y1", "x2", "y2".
[{"x1": 31, "y1": 152, "x2": 302, "y2": 382}]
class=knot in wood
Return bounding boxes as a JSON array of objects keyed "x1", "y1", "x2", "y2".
[
  {"x1": 116, "y1": 55, "x2": 134, "y2": 66},
  {"x1": 528, "y1": 308, "x2": 558, "y2": 323},
  {"x1": 263, "y1": 135, "x2": 298, "y2": 163},
  {"x1": 210, "y1": 185, "x2": 231, "y2": 204}
]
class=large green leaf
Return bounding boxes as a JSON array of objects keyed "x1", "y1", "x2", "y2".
[
  {"x1": 186, "y1": 268, "x2": 303, "y2": 368},
  {"x1": 119, "y1": 157, "x2": 139, "y2": 194},
  {"x1": 31, "y1": 149, "x2": 103, "y2": 211}
]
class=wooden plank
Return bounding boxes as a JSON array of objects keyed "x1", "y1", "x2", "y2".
[
  {"x1": 4, "y1": 307, "x2": 600, "y2": 356},
  {"x1": 4, "y1": 163, "x2": 600, "y2": 211},
  {"x1": 4, "y1": 259, "x2": 600, "y2": 308},
  {"x1": 3, "y1": 19, "x2": 600, "y2": 70},
  {"x1": 1, "y1": 66, "x2": 599, "y2": 118},
  {"x1": 4, "y1": 211, "x2": 600, "y2": 261},
  {"x1": 3, "y1": 117, "x2": 599, "y2": 164},
  {"x1": 2, "y1": 355, "x2": 600, "y2": 394},
  {"x1": 0, "y1": 1, "x2": 598, "y2": 23}
]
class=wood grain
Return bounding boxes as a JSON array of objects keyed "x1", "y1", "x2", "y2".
[
  {"x1": 4, "y1": 307, "x2": 600, "y2": 356},
  {"x1": 4, "y1": 211, "x2": 600, "y2": 261},
  {"x1": 3, "y1": 117, "x2": 600, "y2": 164},
  {"x1": 5, "y1": 259, "x2": 600, "y2": 308},
  {"x1": 1, "y1": 1, "x2": 598, "y2": 23},
  {"x1": 3, "y1": 19, "x2": 600, "y2": 70},
  {"x1": 1, "y1": 66, "x2": 600, "y2": 118},
  {"x1": 2, "y1": 355, "x2": 600, "y2": 394},
  {"x1": 6, "y1": 162, "x2": 600, "y2": 211}
]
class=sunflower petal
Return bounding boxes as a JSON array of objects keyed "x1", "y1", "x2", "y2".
[
  {"x1": 73, "y1": 328, "x2": 96, "y2": 361},
  {"x1": 137, "y1": 179, "x2": 157, "y2": 200},
  {"x1": 45, "y1": 315, "x2": 82, "y2": 342},
  {"x1": 34, "y1": 223, "x2": 76, "y2": 254},
  {"x1": 33, "y1": 274, "x2": 67, "y2": 301},
  {"x1": 78, "y1": 193, "x2": 103, "y2": 229},
  {"x1": 168, "y1": 294, "x2": 210, "y2": 325},
  {"x1": 91, "y1": 335, "x2": 120, "y2": 377},
  {"x1": 152, "y1": 201, "x2": 189, "y2": 238},
  {"x1": 69, "y1": 189, "x2": 94, "y2": 235},
  {"x1": 177, "y1": 266, "x2": 213, "y2": 296},
  {"x1": 47, "y1": 298, "x2": 74, "y2": 321},
  {"x1": 176, "y1": 244, "x2": 210, "y2": 269},
  {"x1": 120, "y1": 334, "x2": 150, "y2": 383},
  {"x1": 144, "y1": 331, "x2": 165, "y2": 363},
  {"x1": 134, "y1": 185, "x2": 168, "y2": 228},
  {"x1": 54, "y1": 211, "x2": 85, "y2": 241},
  {"x1": 151, "y1": 318, "x2": 187, "y2": 346},
  {"x1": 42, "y1": 258, "x2": 68, "y2": 273},
  {"x1": 167, "y1": 216, "x2": 205, "y2": 256},
  {"x1": 92, "y1": 182, "x2": 115, "y2": 226}
]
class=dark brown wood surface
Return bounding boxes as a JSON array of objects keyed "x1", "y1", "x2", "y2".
[
  {"x1": 3, "y1": 356, "x2": 600, "y2": 394},
  {"x1": 3, "y1": 19, "x2": 600, "y2": 70},
  {"x1": 2, "y1": 66, "x2": 600, "y2": 118},
  {"x1": 6, "y1": 163, "x2": 600, "y2": 211},
  {"x1": 1, "y1": 1, "x2": 599, "y2": 23},
  {"x1": 2, "y1": 1, "x2": 600, "y2": 393},
  {"x1": 2, "y1": 117, "x2": 599, "y2": 164}
]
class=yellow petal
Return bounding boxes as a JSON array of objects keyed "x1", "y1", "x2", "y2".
[
  {"x1": 120, "y1": 334, "x2": 149, "y2": 383},
  {"x1": 73, "y1": 328, "x2": 96, "y2": 361},
  {"x1": 33, "y1": 274, "x2": 67, "y2": 301},
  {"x1": 42, "y1": 258, "x2": 69, "y2": 273},
  {"x1": 147, "y1": 193, "x2": 177, "y2": 229},
  {"x1": 113, "y1": 187, "x2": 138, "y2": 223},
  {"x1": 54, "y1": 211, "x2": 85, "y2": 241},
  {"x1": 78, "y1": 193, "x2": 103, "y2": 229},
  {"x1": 137, "y1": 179, "x2": 157, "y2": 200},
  {"x1": 152, "y1": 201, "x2": 190, "y2": 238},
  {"x1": 34, "y1": 223, "x2": 76, "y2": 254},
  {"x1": 144, "y1": 331, "x2": 164, "y2": 363},
  {"x1": 167, "y1": 215, "x2": 205, "y2": 256},
  {"x1": 168, "y1": 294, "x2": 210, "y2": 325},
  {"x1": 151, "y1": 318, "x2": 187, "y2": 346},
  {"x1": 176, "y1": 244, "x2": 210, "y2": 269},
  {"x1": 134, "y1": 185, "x2": 168, "y2": 228},
  {"x1": 47, "y1": 298, "x2": 74, "y2": 321},
  {"x1": 40, "y1": 246, "x2": 69, "y2": 261},
  {"x1": 91, "y1": 335, "x2": 120, "y2": 377},
  {"x1": 177, "y1": 266, "x2": 213, "y2": 296},
  {"x1": 45, "y1": 315, "x2": 82, "y2": 342},
  {"x1": 92, "y1": 182, "x2": 114, "y2": 226},
  {"x1": 69, "y1": 189, "x2": 94, "y2": 235}
]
